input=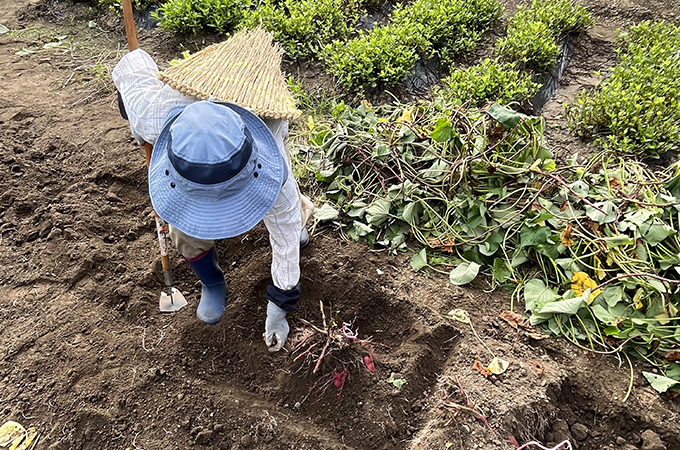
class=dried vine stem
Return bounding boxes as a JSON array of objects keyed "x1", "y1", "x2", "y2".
[{"x1": 313, "y1": 300, "x2": 332, "y2": 374}]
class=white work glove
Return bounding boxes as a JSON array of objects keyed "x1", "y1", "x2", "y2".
[{"x1": 264, "y1": 301, "x2": 289, "y2": 352}]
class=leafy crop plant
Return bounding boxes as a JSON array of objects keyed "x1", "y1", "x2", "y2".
[
  {"x1": 496, "y1": 0, "x2": 594, "y2": 72},
  {"x1": 241, "y1": 0, "x2": 362, "y2": 60},
  {"x1": 567, "y1": 21, "x2": 680, "y2": 157},
  {"x1": 306, "y1": 97, "x2": 680, "y2": 396},
  {"x1": 439, "y1": 58, "x2": 540, "y2": 108}
]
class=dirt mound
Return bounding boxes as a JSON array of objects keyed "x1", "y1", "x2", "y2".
[{"x1": 1, "y1": 1, "x2": 680, "y2": 450}]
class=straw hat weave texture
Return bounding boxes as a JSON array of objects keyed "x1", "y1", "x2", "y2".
[{"x1": 158, "y1": 28, "x2": 301, "y2": 120}]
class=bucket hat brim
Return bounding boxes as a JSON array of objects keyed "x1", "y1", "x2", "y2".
[{"x1": 148, "y1": 102, "x2": 286, "y2": 240}]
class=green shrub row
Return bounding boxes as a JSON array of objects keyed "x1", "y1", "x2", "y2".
[
  {"x1": 439, "y1": 58, "x2": 540, "y2": 107},
  {"x1": 438, "y1": 0, "x2": 592, "y2": 111},
  {"x1": 322, "y1": 0, "x2": 503, "y2": 92},
  {"x1": 240, "y1": 0, "x2": 362, "y2": 60},
  {"x1": 322, "y1": 24, "x2": 422, "y2": 92},
  {"x1": 391, "y1": 0, "x2": 504, "y2": 65},
  {"x1": 137, "y1": 0, "x2": 377, "y2": 43},
  {"x1": 496, "y1": 0, "x2": 594, "y2": 72},
  {"x1": 496, "y1": 19, "x2": 559, "y2": 73},
  {"x1": 152, "y1": 0, "x2": 250, "y2": 35},
  {"x1": 566, "y1": 21, "x2": 680, "y2": 156},
  {"x1": 516, "y1": 0, "x2": 596, "y2": 36}
]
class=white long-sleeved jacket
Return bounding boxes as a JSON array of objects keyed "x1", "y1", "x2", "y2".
[{"x1": 112, "y1": 49, "x2": 302, "y2": 293}]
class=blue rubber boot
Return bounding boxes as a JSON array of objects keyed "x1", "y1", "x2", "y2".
[
  {"x1": 300, "y1": 228, "x2": 310, "y2": 249},
  {"x1": 186, "y1": 246, "x2": 226, "y2": 325}
]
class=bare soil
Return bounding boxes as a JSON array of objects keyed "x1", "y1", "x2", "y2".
[{"x1": 1, "y1": 1, "x2": 680, "y2": 450}]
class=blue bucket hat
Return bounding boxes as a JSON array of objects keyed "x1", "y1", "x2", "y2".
[{"x1": 148, "y1": 101, "x2": 286, "y2": 240}]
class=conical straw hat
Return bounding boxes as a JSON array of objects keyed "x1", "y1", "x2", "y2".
[{"x1": 158, "y1": 28, "x2": 301, "y2": 120}]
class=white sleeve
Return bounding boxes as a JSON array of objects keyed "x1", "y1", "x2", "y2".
[
  {"x1": 111, "y1": 49, "x2": 195, "y2": 144},
  {"x1": 263, "y1": 173, "x2": 302, "y2": 291},
  {"x1": 262, "y1": 119, "x2": 301, "y2": 291}
]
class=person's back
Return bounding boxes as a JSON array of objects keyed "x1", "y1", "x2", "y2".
[{"x1": 113, "y1": 49, "x2": 310, "y2": 352}]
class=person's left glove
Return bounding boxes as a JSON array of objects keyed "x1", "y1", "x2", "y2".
[{"x1": 264, "y1": 301, "x2": 289, "y2": 352}]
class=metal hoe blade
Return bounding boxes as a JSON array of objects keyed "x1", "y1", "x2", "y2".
[{"x1": 159, "y1": 287, "x2": 187, "y2": 313}]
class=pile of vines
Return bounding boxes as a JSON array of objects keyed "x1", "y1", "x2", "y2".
[{"x1": 306, "y1": 98, "x2": 680, "y2": 396}]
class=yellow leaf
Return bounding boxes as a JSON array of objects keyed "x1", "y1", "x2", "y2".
[
  {"x1": 571, "y1": 271, "x2": 601, "y2": 304},
  {"x1": 606, "y1": 253, "x2": 615, "y2": 267},
  {"x1": 360, "y1": 99, "x2": 373, "y2": 110},
  {"x1": 0, "y1": 421, "x2": 25, "y2": 448},
  {"x1": 169, "y1": 51, "x2": 191, "y2": 66},
  {"x1": 593, "y1": 256, "x2": 606, "y2": 280},
  {"x1": 307, "y1": 115, "x2": 315, "y2": 131},
  {"x1": 487, "y1": 357, "x2": 510, "y2": 375},
  {"x1": 397, "y1": 108, "x2": 413, "y2": 123},
  {"x1": 528, "y1": 159, "x2": 542, "y2": 172},
  {"x1": 11, "y1": 427, "x2": 38, "y2": 450},
  {"x1": 571, "y1": 272, "x2": 596, "y2": 295},
  {"x1": 633, "y1": 288, "x2": 645, "y2": 310},
  {"x1": 377, "y1": 117, "x2": 388, "y2": 123},
  {"x1": 447, "y1": 309, "x2": 470, "y2": 324},
  {"x1": 655, "y1": 313, "x2": 671, "y2": 325},
  {"x1": 560, "y1": 224, "x2": 574, "y2": 247}
]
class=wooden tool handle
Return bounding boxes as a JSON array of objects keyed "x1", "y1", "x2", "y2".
[
  {"x1": 122, "y1": 0, "x2": 175, "y2": 286},
  {"x1": 121, "y1": 0, "x2": 138, "y2": 51},
  {"x1": 144, "y1": 142, "x2": 153, "y2": 167},
  {"x1": 161, "y1": 254, "x2": 171, "y2": 271}
]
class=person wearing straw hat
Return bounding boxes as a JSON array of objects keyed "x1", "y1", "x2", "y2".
[{"x1": 112, "y1": 48, "x2": 312, "y2": 352}]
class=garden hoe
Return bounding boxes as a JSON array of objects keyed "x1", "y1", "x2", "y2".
[{"x1": 121, "y1": 0, "x2": 186, "y2": 313}]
